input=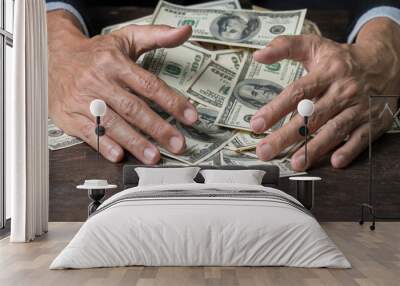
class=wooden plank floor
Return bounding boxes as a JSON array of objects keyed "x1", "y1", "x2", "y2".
[{"x1": 1, "y1": 222, "x2": 399, "y2": 286}]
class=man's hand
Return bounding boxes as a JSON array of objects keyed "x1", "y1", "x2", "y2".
[
  {"x1": 48, "y1": 11, "x2": 198, "y2": 163},
  {"x1": 251, "y1": 17, "x2": 400, "y2": 171}
]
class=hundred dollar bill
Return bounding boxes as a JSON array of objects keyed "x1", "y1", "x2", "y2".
[
  {"x1": 162, "y1": 151, "x2": 222, "y2": 166},
  {"x1": 161, "y1": 156, "x2": 190, "y2": 166},
  {"x1": 252, "y1": 5, "x2": 321, "y2": 37},
  {"x1": 141, "y1": 42, "x2": 212, "y2": 94},
  {"x1": 221, "y1": 149, "x2": 305, "y2": 177},
  {"x1": 227, "y1": 131, "x2": 265, "y2": 151},
  {"x1": 215, "y1": 51, "x2": 303, "y2": 131},
  {"x1": 212, "y1": 49, "x2": 246, "y2": 72},
  {"x1": 191, "y1": 0, "x2": 241, "y2": 10},
  {"x1": 227, "y1": 133, "x2": 304, "y2": 161},
  {"x1": 48, "y1": 119, "x2": 83, "y2": 150},
  {"x1": 185, "y1": 59, "x2": 244, "y2": 109},
  {"x1": 152, "y1": 1, "x2": 306, "y2": 49},
  {"x1": 198, "y1": 151, "x2": 223, "y2": 166},
  {"x1": 101, "y1": 0, "x2": 242, "y2": 35},
  {"x1": 160, "y1": 105, "x2": 237, "y2": 165}
]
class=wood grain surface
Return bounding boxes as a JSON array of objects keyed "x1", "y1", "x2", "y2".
[
  {"x1": 1, "y1": 222, "x2": 400, "y2": 286},
  {"x1": 49, "y1": 7, "x2": 400, "y2": 222}
]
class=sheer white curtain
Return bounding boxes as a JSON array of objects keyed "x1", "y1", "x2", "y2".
[{"x1": 7, "y1": 0, "x2": 48, "y2": 242}]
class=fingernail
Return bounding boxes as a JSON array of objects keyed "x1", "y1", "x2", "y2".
[
  {"x1": 253, "y1": 50, "x2": 261, "y2": 58},
  {"x1": 293, "y1": 155, "x2": 306, "y2": 170},
  {"x1": 257, "y1": 143, "x2": 273, "y2": 161},
  {"x1": 254, "y1": 46, "x2": 271, "y2": 57},
  {"x1": 169, "y1": 136, "x2": 184, "y2": 153},
  {"x1": 110, "y1": 148, "x2": 121, "y2": 160},
  {"x1": 332, "y1": 155, "x2": 345, "y2": 168},
  {"x1": 144, "y1": 147, "x2": 157, "y2": 162},
  {"x1": 251, "y1": 117, "x2": 266, "y2": 132},
  {"x1": 184, "y1": 108, "x2": 197, "y2": 124}
]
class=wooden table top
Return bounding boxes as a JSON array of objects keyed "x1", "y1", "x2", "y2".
[{"x1": 49, "y1": 6, "x2": 400, "y2": 222}]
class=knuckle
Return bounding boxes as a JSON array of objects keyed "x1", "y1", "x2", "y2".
[
  {"x1": 308, "y1": 109, "x2": 323, "y2": 131},
  {"x1": 272, "y1": 35, "x2": 290, "y2": 45},
  {"x1": 347, "y1": 108, "x2": 360, "y2": 125},
  {"x1": 74, "y1": 69, "x2": 98, "y2": 91},
  {"x1": 272, "y1": 132, "x2": 289, "y2": 149},
  {"x1": 147, "y1": 121, "x2": 168, "y2": 139},
  {"x1": 127, "y1": 134, "x2": 142, "y2": 148},
  {"x1": 81, "y1": 122, "x2": 94, "y2": 141},
  {"x1": 289, "y1": 82, "x2": 305, "y2": 104},
  {"x1": 93, "y1": 34, "x2": 121, "y2": 50},
  {"x1": 331, "y1": 80, "x2": 360, "y2": 108},
  {"x1": 330, "y1": 58, "x2": 349, "y2": 75},
  {"x1": 102, "y1": 113, "x2": 120, "y2": 129},
  {"x1": 94, "y1": 48, "x2": 123, "y2": 67},
  {"x1": 346, "y1": 79, "x2": 361, "y2": 94},
  {"x1": 163, "y1": 94, "x2": 182, "y2": 112},
  {"x1": 139, "y1": 73, "x2": 163, "y2": 95},
  {"x1": 328, "y1": 119, "x2": 343, "y2": 133},
  {"x1": 265, "y1": 103, "x2": 276, "y2": 116},
  {"x1": 331, "y1": 84, "x2": 347, "y2": 106},
  {"x1": 91, "y1": 36, "x2": 125, "y2": 67},
  {"x1": 328, "y1": 119, "x2": 348, "y2": 139},
  {"x1": 119, "y1": 97, "x2": 142, "y2": 119}
]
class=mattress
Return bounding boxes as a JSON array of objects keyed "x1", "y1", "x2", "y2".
[{"x1": 50, "y1": 183, "x2": 351, "y2": 269}]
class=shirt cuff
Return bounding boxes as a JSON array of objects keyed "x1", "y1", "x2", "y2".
[
  {"x1": 348, "y1": 6, "x2": 400, "y2": 43},
  {"x1": 46, "y1": 2, "x2": 89, "y2": 36}
]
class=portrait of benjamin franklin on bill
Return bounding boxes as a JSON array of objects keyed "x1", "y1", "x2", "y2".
[
  {"x1": 233, "y1": 79, "x2": 283, "y2": 109},
  {"x1": 176, "y1": 107, "x2": 232, "y2": 142},
  {"x1": 210, "y1": 13, "x2": 261, "y2": 42}
]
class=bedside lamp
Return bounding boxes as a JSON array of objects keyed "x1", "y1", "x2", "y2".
[
  {"x1": 76, "y1": 100, "x2": 116, "y2": 217},
  {"x1": 90, "y1": 99, "x2": 107, "y2": 159},
  {"x1": 289, "y1": 99, "x2": 320, "y2": 211},
  {"x1": 297, "y1": 99, "x2": 315, "y2": 168}
]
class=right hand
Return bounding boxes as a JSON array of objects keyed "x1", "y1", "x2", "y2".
[{"x1": 48, "y1": 10, "x2": 198, "y2": 163}]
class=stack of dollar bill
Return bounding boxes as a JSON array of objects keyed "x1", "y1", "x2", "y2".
[{"x1": 48, "y1": 0, "x2": 324, "y2": 177}]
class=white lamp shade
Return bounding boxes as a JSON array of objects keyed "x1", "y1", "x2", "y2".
[
  {"x1": 297, "y1": 99, "x2": 315, "y2": 117},
  {"x1": 90, "y1": 99, "x2": 107, "y2": 117}
]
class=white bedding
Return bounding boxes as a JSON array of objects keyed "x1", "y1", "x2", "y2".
[{"x1": 50, "y1": 183, "x2": 350, "y2": 269}]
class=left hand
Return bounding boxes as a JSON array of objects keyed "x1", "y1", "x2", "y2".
[{"x1": 251, "y1": 18, "x2": 400, "y2": 171}]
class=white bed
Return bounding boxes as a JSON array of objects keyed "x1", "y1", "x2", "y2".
[{"x1": 50, "y1": 182, "x2": 350, "y2": 269}]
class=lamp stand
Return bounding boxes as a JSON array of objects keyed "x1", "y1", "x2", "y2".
[
  {"x1": 298, "y1": 117, "x2": 309, "y2": 168},
  {"x1": 304, "y1": 116, "x2": 308, "y2": 168},
  {"x1": 94, "y1": 116, "x2": 105, "y2": 160}
]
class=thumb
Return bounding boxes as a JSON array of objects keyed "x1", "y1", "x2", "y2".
[
  {"x1": 253, "y1": 35, "x2": 318, "y2": 65},
  {"x1": 117, "y1": 24, "x2": 192, "y2": 57}
]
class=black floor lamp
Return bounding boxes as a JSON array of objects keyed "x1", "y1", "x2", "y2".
[{"x1": 359, "y1": 95, "x2": 400, "y2": 230}]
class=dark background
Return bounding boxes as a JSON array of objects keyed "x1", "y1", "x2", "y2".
[{"x1": 46, "y1": 0, "x2": 400, "y2": 37}]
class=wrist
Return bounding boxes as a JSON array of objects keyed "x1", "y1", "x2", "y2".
[
  {"x1": 352, "y1": 18, "x2": 400, "y2": 93},
  {"x1": 47, "y1": 10, "x2": 88, "y2": 52}
]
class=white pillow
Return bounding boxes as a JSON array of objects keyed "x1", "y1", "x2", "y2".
[
  {"x1": 135, "y1": 167, "x2": 200, "y2": 186},
  {"x1": 200, "y1": 169, "x2": 266, "y2": 185}
]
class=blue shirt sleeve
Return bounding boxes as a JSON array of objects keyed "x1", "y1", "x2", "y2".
[
  {"x1": 348, "y1": 6, "x2": 400, "y2": 43},
  {"x1": 46, "y1": 0, "x2": 89, "y2": 36}
]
